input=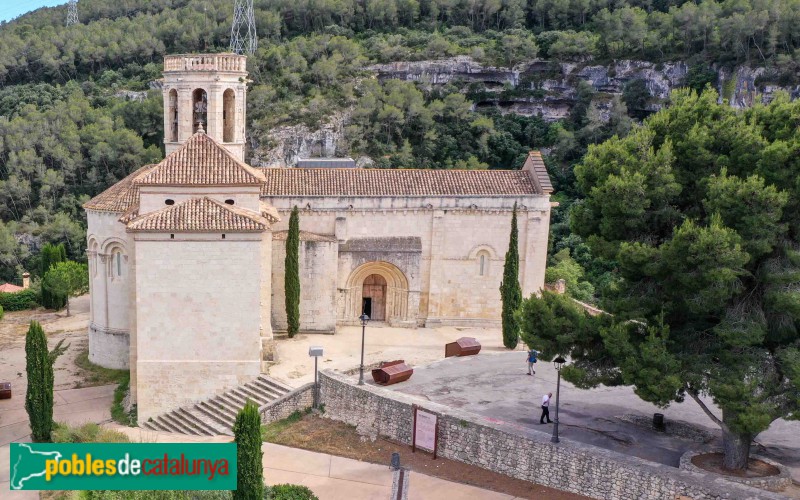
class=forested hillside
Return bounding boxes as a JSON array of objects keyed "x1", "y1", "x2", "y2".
[{"x1": 0, "y1": 0, "x2": 798, "y2": 287}]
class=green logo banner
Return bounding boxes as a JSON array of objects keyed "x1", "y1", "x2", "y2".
[{"x1": 10, "y1": 443, "x2": 237, "y2": 491}]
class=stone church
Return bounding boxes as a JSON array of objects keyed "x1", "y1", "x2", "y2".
[{"x1": 83, "y1": 54, "x2": 554, "y2": 421}]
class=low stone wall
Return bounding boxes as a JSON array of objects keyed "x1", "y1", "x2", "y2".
[
  {"x1": 319, "y1": 370, "x2": 786, "y2": 500},
  {"x1": 679, "y1": 451, "x2": 793, "y2": 493},
  {"x1": 259, "y1": 383, "x2": 314, "y2": 424}
]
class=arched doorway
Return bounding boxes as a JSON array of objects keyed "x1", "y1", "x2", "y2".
[
  {"x1": 362, "y1": 274, "x2": 387, "y2": 321},
  {"x1": 343, "y1": 261, "x2": 410, "y2": 324}
]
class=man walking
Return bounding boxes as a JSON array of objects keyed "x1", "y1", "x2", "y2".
[
  {"x1": 527, "y1": 349, "x2": 538, "y2": 375},
  {"x1": 540, "y1": 392, "x2": 553, "y2": 424}
]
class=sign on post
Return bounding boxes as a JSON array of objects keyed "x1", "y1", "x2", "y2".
[{"x1": 411, "y1": 405, "x2": 439, "y2": 459}]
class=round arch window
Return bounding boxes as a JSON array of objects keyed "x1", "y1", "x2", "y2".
[{"x1": 165, "y1": 199, "x2": 175, "y2": 205}]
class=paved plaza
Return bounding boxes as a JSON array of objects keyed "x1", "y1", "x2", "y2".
[{"x1": 379, "y1": 351, "x2": 800, "y2": 481}]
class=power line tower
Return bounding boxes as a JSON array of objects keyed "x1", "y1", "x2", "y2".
[
  {"x1": 230, "y1": 0, "x2": 257, "y2": 55},
  {"x1": 66, "y1": 0, "x2": 79, "y2": 26}
]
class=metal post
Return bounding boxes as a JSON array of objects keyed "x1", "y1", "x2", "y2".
[
  {"x1": 551, "y1": 369, "x2": 561, "y2": 443},
  {"x1": 313, "y1": 356, "x2": 318, "y2": 409},
  {"x1": 358, "y1": 321, "x2": 366, "y2": 385}
]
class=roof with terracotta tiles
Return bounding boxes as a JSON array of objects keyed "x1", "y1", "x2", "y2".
[
  {"x1": 259, "y1": 168, "x2": 543, "y2": 197},
  {"x1": 135, "y1": 132, "x2": 266, "y2": 186},
  {"x1": 83, "y1": 165, "x2": 156, "y2": 212},
  {"x1": 521, "y1": 151, "x2": 553, "y2": 194},
  {"x1": 272, "y1": 230, "x2": 337, "y2": 242},
  {"x1": 126, "y1": 197, "x2": 269, "y2": 233},
  {"x1": 0, "y1": 283, "x2": 25, "y2": 293}
]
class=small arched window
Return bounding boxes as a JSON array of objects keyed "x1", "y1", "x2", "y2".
[
  {"x1": 224, "y1": 199, "x2": 234, "y2": 205},
  {"x1": 165, "y1": 199, "x2": 175, "y2": 205},
  {"x1": 109, "y1": 249, "x2": 125, "y2": 279},
  {"x1": 477, "y1": 250, "x2": 490, "y2": 277},
  {"x1": 116, "y1": 252, "x2": 122, "y2": 277}
]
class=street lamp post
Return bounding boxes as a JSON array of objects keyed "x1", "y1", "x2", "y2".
[
  {"x1": 358, "y1": 313, "x2": 370, "y2": 385},
  {"x1": 551, "y1": 356, "x2": 566, "y2": 444},
  {"x1": 308, "y1": 346, "x2": 323, "y2": 409}
]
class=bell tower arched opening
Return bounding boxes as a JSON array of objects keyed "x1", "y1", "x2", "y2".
[
  {"x1": 168, "y1": 89, "x2": 178, "y2": 142},
  {"x1": 192, "y1": 88, "x2": 208, "y2": 134},
  {"x1": 223, "y1": 89, "x2": 236, "y2": 143}
]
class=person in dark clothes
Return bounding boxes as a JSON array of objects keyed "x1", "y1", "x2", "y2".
[{"x1": 540, "y1": 392, "x2": 553, "y2": 424}]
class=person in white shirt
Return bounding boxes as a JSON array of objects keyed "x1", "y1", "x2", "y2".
[{"x1": 540, "y1": 392, "x2": 553, "y2": 424}]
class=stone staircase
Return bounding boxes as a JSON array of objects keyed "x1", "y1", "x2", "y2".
[{"x1": 141, "y1": 375, "x2": 293, "y2": 436}]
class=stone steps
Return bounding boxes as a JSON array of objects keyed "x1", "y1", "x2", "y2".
[{"x1": 141, "y1": 375, "x2": 292, "y2": 436}]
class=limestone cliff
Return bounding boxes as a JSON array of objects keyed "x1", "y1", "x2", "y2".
[{"x1": 250, "y1": 58, "x2": 799, "y2": 165}]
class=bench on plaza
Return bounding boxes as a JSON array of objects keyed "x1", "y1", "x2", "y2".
[
  {"x1": 444, "y1": 337, "x2": 481, "y2": 358},
  {"x1": 372, "y1": 360, "x2": 414, "y2": 385}
]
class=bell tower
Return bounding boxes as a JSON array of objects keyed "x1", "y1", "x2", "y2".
[{"x1": 162, "y1": 54, "x2": 248, "y2": 161}]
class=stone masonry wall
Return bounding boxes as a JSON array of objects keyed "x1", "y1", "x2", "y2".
[
  {"x1": 319, "y1": 370, "x2": 785, "y2": 500},
  {"x1": 260, "y1": 383, "x2": 315, "y2": 424}
]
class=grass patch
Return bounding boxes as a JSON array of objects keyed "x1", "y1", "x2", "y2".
[
  {"x1": 74, "y1": 348, "x2": 129, "y2": 387},
  {"x1": 74, "y1": 348, "x2": 135, "y2": 426},
  {"x1": 261, "y1": 409, "x2": 312, "y2": 442},
  {"x1": 52, "y1": 422, "x2": 130, "y2": 443},
  {"x1": 110, "y1": 372, "x2": 137, "y2": 427}
]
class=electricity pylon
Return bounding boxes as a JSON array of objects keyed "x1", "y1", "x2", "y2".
[
  {"x1": 66, "y1": 0, "x2": 79, "y2": 26},
  {"x1": 230, "y1": 0, "x2": 257, "y2": 55}
]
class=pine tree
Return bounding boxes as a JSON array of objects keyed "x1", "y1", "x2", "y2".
[
  {"x1": 285, "y1": 206, "x2": 300, "y2": 338},
  {"x1": 500, "y1": 202, "x2": 522, "y2": 349},
  {"x1": 25, "y1": 321, "x2": 67, "y2": 442},
  {"x1": 40, "y1": 243, "x2": 67, "y2": 310},
  {"x1": 232, "y1": 401, "x2": 264, "y2": 500}
]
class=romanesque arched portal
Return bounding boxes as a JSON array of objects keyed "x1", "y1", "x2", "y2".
[{"x1": 343, "y1": 261, "x2": 410, "y2": 323}]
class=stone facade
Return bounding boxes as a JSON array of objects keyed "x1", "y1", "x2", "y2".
[
  {"x1": 84, "y1": 53, "x2": 553, "y2": 422},
  {"x1": 319, "y1": 370, "x2": 786, "y2": 500}
]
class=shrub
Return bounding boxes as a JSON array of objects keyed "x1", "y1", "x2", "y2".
[
  {"x1": 52, "y1": 422, "x2": 130, "y2": 443},
  {"x1": 0, "y1": 289, "x2": 39, "y2": 311},
  {"x1": 233, "y1": 401, "x2": 264, "y2": 500},
  {"x1": 285, "y1": 206, "x2": 300, "y2": 338},
  {"x1": 0, "y1": 304, "x2": 3, "y2": 320},
  {"x1": 500, "y1": 203, "x2": 521, "y2": 349},
  {"x1": 267, "y1": 484, "x2": 318, "y2": 500},
  {"x1": 25, "y1": 321, "x2": 54, "y2": 441}
]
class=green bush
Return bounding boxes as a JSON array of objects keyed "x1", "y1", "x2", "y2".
[
  {"x1": 267, "y1": 484, "x2": 318, "y2": 500},
  {"x1": 25, "y1": 320, "x2": 54, "y2": 441},
  {"x1": 52, "y1": 422, "x2": 130, "y2": 443},
  {"x1": 0, "y1": 289, "x2": 39, "y2": 311},
  {"x1": 0, "y1": 304, "x2": 3, "y2": 320},
  {"x1": 233, "y1": 401, "x2": 264, "y2": 500}
]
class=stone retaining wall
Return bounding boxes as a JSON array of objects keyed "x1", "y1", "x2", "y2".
[
  {"x1": 259, "y1": 383, "x2": 314, "y2": 424},
  {"x1": 319, "y1": 370, "x2": 786, "y2": 500}
]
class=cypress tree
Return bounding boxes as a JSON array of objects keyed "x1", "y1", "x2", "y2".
[
  {"x1": 232, "y1": 401, "x2": 264, "y2": 500},
  {"x1": 25, "y1": 321, "x2": 54, "y2": 441},
  {"x1": 40, "y1": 243, "x2": 67, "y2": 310},
  {"x1": 285, "y1": 206, "x2": 300, "y2": 338},
  {"x1": 500, "y1": 202, "x2": 522, "y2": 349}
]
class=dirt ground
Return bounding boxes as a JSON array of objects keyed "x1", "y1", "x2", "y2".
[
  {"x1": 0, "y1": 295, "x2": 96, "y2": 392},
  {"x1": 262, "y1": 412, "x2": 591, "y2": 500}
]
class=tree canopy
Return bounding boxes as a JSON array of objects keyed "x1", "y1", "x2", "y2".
[{"x1": 524, "y1": 88, "x2": 800, "y2": 470}]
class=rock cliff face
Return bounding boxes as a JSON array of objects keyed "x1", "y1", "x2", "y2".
[
  {"x1": 249, "y1": 111, "x2": 350, "y2": 167},
  {"x1": 369, "y1": 57, "x2": 798, "y2": 119},
  {"x1": 252, "y1": 58, "x2": 799, "y2": 164}
]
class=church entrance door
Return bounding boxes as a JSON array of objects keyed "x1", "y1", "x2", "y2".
[{"x1": 362, "y1": 274, "x2": 386, "y2": 321}]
